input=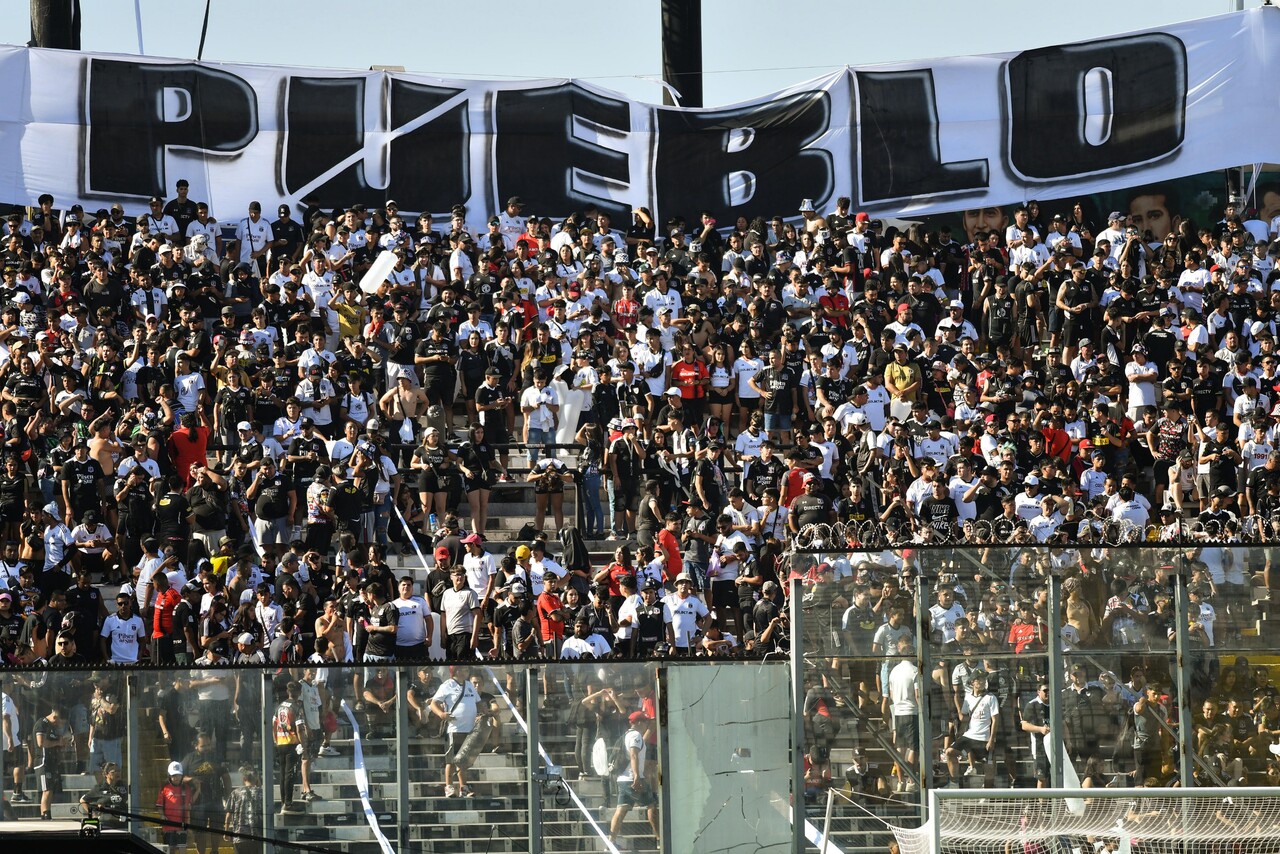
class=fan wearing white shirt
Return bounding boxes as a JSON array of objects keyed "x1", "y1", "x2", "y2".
[
  {"x1": 560, "y1": 616, "x2": 612, "y2": 659},
  {"x1": 234, "y1": 202, "x2": 275, "y2": 270}
]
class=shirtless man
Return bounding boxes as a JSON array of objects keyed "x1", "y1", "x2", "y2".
[
  {"x1": 314, "y1": 597, "x2": 351, "y2": 662},
  {"x1": 87, "y1": 414, "x2": 124, "y2": 478},
  {"x1": 378, "y1": 374, "x2": 429, "y2": 434},
  {"x1": 87, "y1": 413, "x2": 124, "y2": 530},
  {"x1": 798, "y1": 198, "x2": 827, "y2": 236}
]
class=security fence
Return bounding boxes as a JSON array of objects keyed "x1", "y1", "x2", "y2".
[{"x1": 4, "y1": 539, "x2": 1278, "y2": 853}]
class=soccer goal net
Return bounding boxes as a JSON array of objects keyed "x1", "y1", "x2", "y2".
[{"x1": 890, "y1": 788, "x2": 1280, "y2": 854}]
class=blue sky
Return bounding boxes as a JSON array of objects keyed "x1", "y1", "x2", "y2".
[{"x1": 0, "y1": 0, "x2": 1257, "y2": 105}]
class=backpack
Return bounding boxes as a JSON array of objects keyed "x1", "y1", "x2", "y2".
[{"x1": 606, "y1": 728, "x2": 635, "y2": 776}]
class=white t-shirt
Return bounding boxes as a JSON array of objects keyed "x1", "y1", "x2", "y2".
[
  {"x1": 929, "y1": 601, "x2": 965, "y2": 643},
  {"x1": 430, "y1": 679, "x2": 479, "y2": 734},
  {"x1": 235, "y1": 216, "x2": 274, "y2": 264},
  {"x1": 1, "y1": 692, "x2": 18, "y2": 749},
  {"x1": 961, "y1": 691, "x2": 1000, "y2": 741},
  {"x1": 1125, "y1": 360, "x2": 1157, "y2": 410},
  {"x1": 463, "y1": 552, "x2": 497, "y2": 601},
  {"x1": 100, "y1": 613, "x2": 146, "y2": 663},
  {"x1": 174, "y1": 371, "x2": 206, "y2": 413},
  {"x1": 663, "y1": 593, "x2": 708, "y2": 648},
  {"x1": 887, "y1": 660, "x2": 919, "y2": 717},
  {"x1": 616, "y1": 728, "x2": 646, "y2": 782},
  {"x1": 560, "y1": 633, "x2": 612, "y2": 659},
  {"x1": 392, "y1": 595, "x2": 431, "y2": 647}
]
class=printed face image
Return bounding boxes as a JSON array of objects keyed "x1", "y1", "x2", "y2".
[
  {"x1": 1128, "y1": 193, "x2": 1175, "y2": 241},
  {"x1": 961, "y1": 207, "x2": 1008, "y2": 244}
]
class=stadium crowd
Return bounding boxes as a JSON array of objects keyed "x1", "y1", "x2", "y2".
[{"x1": 1, "y1": 185, "x2": 1280, "y2": 815}]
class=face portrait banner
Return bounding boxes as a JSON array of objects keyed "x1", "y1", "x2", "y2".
[{"x1": 0, "y1": 7, "x2": 1274, "y2": 229}]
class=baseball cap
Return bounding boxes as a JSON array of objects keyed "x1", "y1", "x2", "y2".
[
  {"x1": 855, "y1": 212, "x2": 870, "y2": 222},
  {"x1": 850, "y1": 412, "x2": 869, "y2": 425},
  {"x1": 629, "y1": 711, "x2": 652, "y2": 724},
  {"x1": 675, "y1": 572, "x2": 693, "y2": 584},
  {"x1": 168, "y1": 762, "x2": 184, "y2": 777},
  {"x1": 515, "y1": 545, "x2": 532, "y2": 560},
  {"x1": 461, "y1": 533, "x2": 482, "y2": 545},
  {"x1": 234, "y1": 632, "x2": 254, "y2": 645},
  {"x1": 434, "y1": 546, "x2": 451, "y2": 561}
]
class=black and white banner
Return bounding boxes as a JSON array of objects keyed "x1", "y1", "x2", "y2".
[{"x1": 0, "y1": 8, "x2": 1274, "y2": 228}]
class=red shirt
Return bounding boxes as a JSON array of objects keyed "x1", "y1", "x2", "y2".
[
  {"x1": 604, "y1": 563, "x2": 631, "y2": 598},
  {"x1": 656, "y1": 529, "x2": 682, "y2": 581},
  {"x1": 1008, "y1": 621, "x2": 1042, "y2": 654},
  {"x1": 167, "y1": 425, "x2": 210, "y2": 489},
  {"x1": 152, "y1": 586, "x2": 181, "y2": 639},
  {"x1": 781, "y1": 467, "x2": 808, "y2": 508},
  {"x1": 612, "y1": 298, "x2": 639, "y2": 330},
  {"x1": 671, "y1": 358, "x2": 709, "y2": 401},
  {"x1": 156, "y1": 781, "x2": 192, "y2": 829},
  {"x1": 537, "y1": 590, "x2": 565, "y2": 642},
  {"x1": 819, "y1": 293, "x2": 850, "y2": 328}
]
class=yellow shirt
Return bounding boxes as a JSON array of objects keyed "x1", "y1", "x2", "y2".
[
  {"x1": 333, "y1": 301, "x2": 365, "y2": 342},
  {"x1": 884, "y1": 362, "x2": 921, "y2": 402}
]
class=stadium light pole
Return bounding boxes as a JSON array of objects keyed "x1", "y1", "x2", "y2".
[
  {"x1": 661, "y1": 0, "x2": 703, "y2": 108},
  {"x1": 29, "y1": 0, "x2": 80, "y2": 49}
]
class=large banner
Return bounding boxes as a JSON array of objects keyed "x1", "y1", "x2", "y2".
[{"x1": 0, "y1": 7, "x2": 1275, "y2": 230}]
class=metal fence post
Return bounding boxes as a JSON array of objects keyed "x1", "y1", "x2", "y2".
[
  {"x1": 657, "y1": 665, "x2": 672, "y2": 854},
  {"x1": 790, "y1": 578, "x2": 806, "y2": 854},
  {"x1": 261, "y1": 672, "x2": 275, "y2": 854},
  {"x1": 913, "y1": 574, "x2": 933, "y2": 819},
  {"x1": 527, "y1": 667, "x2": 543, "y2": 854},
  {"x1": 396, "y1": 668, "x2": 410, "y2": 848},
  {"x1": 1173, "y1": 569, "x2": 1195, "y2": 788},
  {"x1": 1047, "y1": 574, "x2": 1065, "y2": 788},
  {"x1": 125, "y1": 672, "x2": 141, "y2": 839}
]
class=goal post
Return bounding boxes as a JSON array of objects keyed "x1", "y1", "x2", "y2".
[{"x1": 891, "y1": 787, "x2": 1280, "y2": 854}]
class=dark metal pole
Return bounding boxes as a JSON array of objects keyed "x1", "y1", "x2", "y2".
[
  {"x1": 660, "y1": 0, "x2": 703, "y2": 108},
  {"x1": 29, "y1": 0, "x2": 80, "y2": 49},
  {"x1": 790, "y1": 578, "x2": 806, "y2": 854},
  {"x1": 527, "y1": 668, "x2": 544, "y2": 854},
  {"x1": 1046, "y1": 575, "x2": 1065, "y2": 788}
]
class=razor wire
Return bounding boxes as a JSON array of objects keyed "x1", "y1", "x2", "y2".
[{"x1": 783, "y1": 513, "x2": 1280, "y2": 554}]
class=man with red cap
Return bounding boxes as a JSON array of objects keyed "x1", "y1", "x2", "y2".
[{"x1": 609, "y1": 710, "x2": 658, "y2": 845}]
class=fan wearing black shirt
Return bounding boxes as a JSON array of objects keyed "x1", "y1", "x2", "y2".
[
  {"x1": 362, "y1": 582, "x2": 398, "y2": 661},
  {"x1": 918, "y1": 480, "x2": 960, "y2": 538},
  {"x1": 749, "y1": 349, "x2": 798, "y2": 444},
  {"x1": 745, "y1": 442, "x2": 785, "y2": 504},
  {"x1": 788, "y1": 477, "x2": 833, "y2": 533},
  {"x1": 60, "y1": 440, "x2": 107, "y2": 524},
  {"x1": 246, "y1": 458, "x2": 296, "y2": 558},
  {"x1": 415, "y1": 323, "x2": 459, "y2": 408}
]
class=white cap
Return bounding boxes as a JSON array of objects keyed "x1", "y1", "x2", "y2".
[
  {"x1": 798, "y1": 198, "x2": 815, "y2": 213},
  {"x1": 158, "y1": 244, "x2": 173, "y2": 254},
  {"x1": 850, "y1": 412, "x2": 869, "y2": 425},
  {"x1": 236, "y1": 421, "x2": 252, "y2": 432},
  {"x1": 665, "y1": 387, "x2": 681, "y2": 397},
  {"x1": 168, "y1": 761, "x2": 184, "y2": 776}
]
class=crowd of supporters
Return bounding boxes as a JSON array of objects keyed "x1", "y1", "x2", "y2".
[{"x1": 1, "y1": 185, "x2": 1280, "y2": 812}]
